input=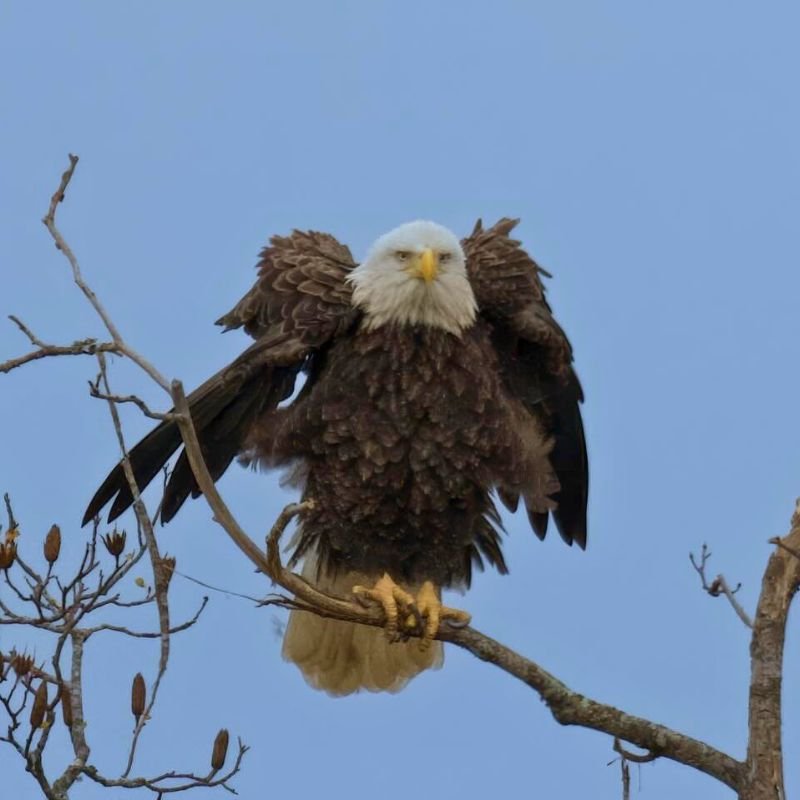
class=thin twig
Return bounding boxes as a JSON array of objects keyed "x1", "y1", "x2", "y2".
[
  {"x1": 88, "y1": 375, "x2": 174, "y2": 421},
  {"x1": 712, "y1": 575, "x2": 753, "y2": 629},
  {"x1": 689, "y1": 544, "x2": 753, "y2": 628},
  {"x1": 174, "y1": 570, "x2": 264, "y2": 604},
  {"x1": 1, "y1": 316, "x2": 119, "y2": 374},
  {"x1": 95, "y1": 352, "x2": 171, "y2": 777},
  {"x1": 170, "y1": 380, "x2": 277, "y2": 574},
  {"x1": 40, "y1": 153, "x2": 171, "y2": 392},
  {"x1": 3, "y1": 493, "x2": 18, "y2": 531},
  {"x1": 85, "y1": 597, "x2": 208, "y2": 638},
  {"x1": 768, "y1": 536, "x2": 800, "y2": 561},
  {"x1": 82, "y1": 738, "x2": 248, "y2": 794}
]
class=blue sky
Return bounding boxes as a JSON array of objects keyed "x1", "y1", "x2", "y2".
[{"x1": 2, "y1": 2, "x2": 799, "y2": 798}]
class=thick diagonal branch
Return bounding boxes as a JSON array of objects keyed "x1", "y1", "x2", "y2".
[
  {"x1": 438, "y1": 627, "x2": 741, "y2": 789},
  {"x1": 170, "y1": 379, "x2": 743, "y2": 790}
]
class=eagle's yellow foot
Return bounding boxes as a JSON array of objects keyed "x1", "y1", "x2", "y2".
[
  {"x1": 352, "y1": 573, "x2": 415, "y2": 641},
  {"x1": 413, "y1": 581, "x2": 471, "y2": 651}
]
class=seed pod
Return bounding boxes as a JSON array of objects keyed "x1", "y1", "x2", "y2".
[
  {"x1": 131, "y1": 673, "x2": 146, "y2": 721},
  {"x1": 30, "y1": 681, "x2": 48, "y2": 729},
  {"x1": 0, "y1": 541, "x2": 16, "y2": 570},
  {"x1": 11, "y1": 652, "x2": 34, "y2": 678},
  {"x1": 210, "y1": 728, "x2": 230, "y2": 771},
  {"x1": 44, "y1": 524, "x2": 61, "y2": 565},
  {"x1": 0, "y1": 651, "x2": 5, "y2": 681},
  {"x1": 103, "y1": 529, "x2": 127, "y2": 558},
  {"x1": 61, "y1": 683, "x2": 73, "y2": 729}
]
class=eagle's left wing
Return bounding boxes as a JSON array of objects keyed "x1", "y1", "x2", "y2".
[
  {"x1": 83, "y1": 230, "x2": 358, "y2": 526},
  {"x1": 463, "y1": 218, "x2": 588, "y2": 548},
  {"x1": 215, "y1": 230, "x2": 356, "y2": 339}
]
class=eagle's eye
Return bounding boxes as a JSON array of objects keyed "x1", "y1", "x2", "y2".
[
  {"x1": 439, "y1": 252, "x2": 452, "y2": 264},
  {"x1": 394, "y1": 251, "x2": 411, "y2": 262}
]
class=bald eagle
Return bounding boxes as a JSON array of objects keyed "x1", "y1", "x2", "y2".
[{"x1": 84, "y1": 218, "x2": 588, "y2": 695}]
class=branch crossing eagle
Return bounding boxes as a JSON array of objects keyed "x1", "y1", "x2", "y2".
[{"x1": 84, "y1": 218, "x2": 588, "y2": 695}]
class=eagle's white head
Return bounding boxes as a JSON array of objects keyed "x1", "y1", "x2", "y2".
[{"x1": 348, "y1": 220, "x2": 477, "y2": 335}]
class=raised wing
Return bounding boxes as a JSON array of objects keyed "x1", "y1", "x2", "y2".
[
  {"x1": 215, "y1": 230, "x2": 356, "y2": 339},
  {"x1": 83, "y1": 230, "x2": 357, "y2": 525},
  {"x1": 463, "y1": 218, "x2": 588, "y2": 547}
]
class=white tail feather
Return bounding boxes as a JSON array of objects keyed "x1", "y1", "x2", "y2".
[{"x1": 282, "y1": 561, "x2": 443, "y2": 696}]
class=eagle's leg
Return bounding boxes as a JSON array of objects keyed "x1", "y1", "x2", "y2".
[
  {"x1": 413, "y1": 581, "x2": 471, "y2": 651},
  {"x1": 352, "y1": 573, "x2": 416, "y2": 642}
]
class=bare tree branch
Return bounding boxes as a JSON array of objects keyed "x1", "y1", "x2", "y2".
[
  {"x1": 40, "y1": 153, "x2": 170, "y2": 392},
  {"x1": 84, "y1": 597, "x2": 208, "y2": 638},
  {"x1": 174, "y1": 570, "x2": 265, "y2": 605},
  {"x1": 82, "y1": 737, "x2": 248, "y2": 795},
  {"x1": 88, "y1": 373, "x2": 174, "y2": 421},
  {"x1": 1, "y1": 154, "x2": 252, "y2": 799},
  {"x1": 690, "y1": 544, "x2": 753, "y2": 629},
  {"x1": 174, "y1": 422, "x2": 745, "y2": 790},
  {"x1": 0, "y1": 316, "x2": 119, "y2": 374},
  {"x1": 94, "y1": 352, "x2": 172, "y2": 778},
  {"x1": 768, "y1": 535, "x2": 800, "y2": 562}
]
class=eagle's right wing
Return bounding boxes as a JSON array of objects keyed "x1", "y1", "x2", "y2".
[
  {"x1": 463, "y1": 218, "x2": 588, "y2": 549},
  {"x1": 83, "y1": 230, "x2": 358, "y2": 526}
]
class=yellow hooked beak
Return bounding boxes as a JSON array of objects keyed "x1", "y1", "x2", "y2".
[{"x1": 409, "y1": 248, "x2": 439, "y2": 284}]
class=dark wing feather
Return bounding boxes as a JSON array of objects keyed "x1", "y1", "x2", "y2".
[
  {"x1": 215, "y1": 231, "x2": 355, "y2": 338},
  {"x1": 463, "y1": 218, "x2": 588, "y2": 548},
  {"x1": 83, "y1": 231, "x2": 357, "y2": 526}
]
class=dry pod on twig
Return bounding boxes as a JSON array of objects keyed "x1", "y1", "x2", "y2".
[
  {"x1": 0, "y1": 541, "x2": 17, "y2": 570},
  {"x1": 211, "y1": 728, "x2": 230, "y2": 771},
  {"x1": 0, "y1": 651, "x2": 5, "y2": 682},
  {"x1": 60, "y1": 683, "x2": 73, "y2": 728},
  {"x1": 131, "y1": 672, "x2": 146, "y2": 721},
  {"x1": 11, "y1": 652, "x2": 34, "y2": 678},
  {"x1": 30, "y1": 681, "x2": 48, "y2": 729},
  {"x1": 103, "y1": 529, "x2": 126, "y2": 559},
  {"x1": 44, "y1": 524, "x2": 61, "y2": 564}
]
